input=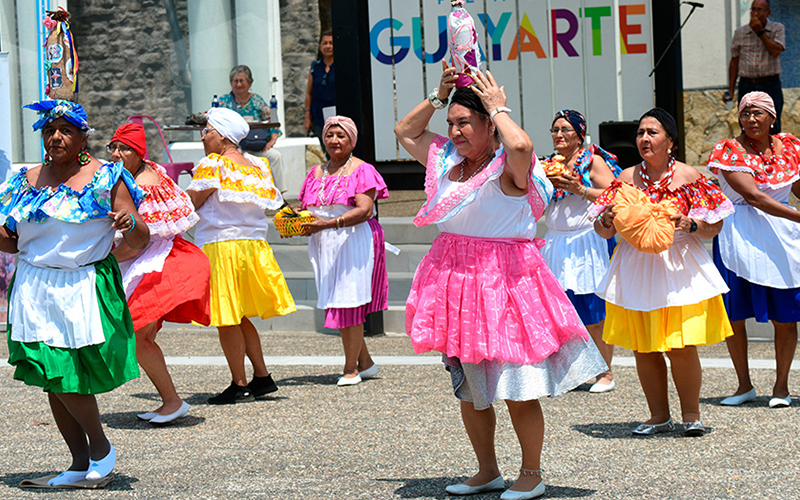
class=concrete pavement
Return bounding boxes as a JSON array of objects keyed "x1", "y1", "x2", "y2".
[{"x1": 0, "y1": 327, "x2": 798, "y2": 499}]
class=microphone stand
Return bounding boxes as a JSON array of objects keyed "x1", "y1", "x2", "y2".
[{"x1": 649, "y1": 3, "x2": 702, "y2": 77}]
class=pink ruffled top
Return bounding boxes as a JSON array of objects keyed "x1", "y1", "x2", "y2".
[
  {"x1": 139, "y1": 162, "x2": 199, "y2": 238},
  {"x1": 299, "y1": 162, "x2": 389, "y2": 208}
]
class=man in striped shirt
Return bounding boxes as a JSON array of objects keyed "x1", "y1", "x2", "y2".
[{"x1": 726, "y1": 0, "x2": 785, "y2": 132}]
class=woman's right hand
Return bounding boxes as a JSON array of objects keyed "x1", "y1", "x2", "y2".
[{"x1": 438, "y1": 60, "x2": 457, "y2": 101}]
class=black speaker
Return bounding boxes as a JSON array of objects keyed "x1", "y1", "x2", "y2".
[{"x1": 598, "y1": 121, "x2": 641, "y2": 169}]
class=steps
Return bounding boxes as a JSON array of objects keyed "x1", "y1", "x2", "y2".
[{"x1": 264, "y1": 217, "x2": 440, "y2": 333}]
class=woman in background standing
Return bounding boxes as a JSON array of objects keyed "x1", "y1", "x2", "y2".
[{"x1": 304, "y1": 31, "x2": 335, "y2": 156}]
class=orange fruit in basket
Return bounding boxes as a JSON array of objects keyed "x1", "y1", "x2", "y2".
[{"x1": 542, "y1": 155, "x2": 567, "y2": 177}]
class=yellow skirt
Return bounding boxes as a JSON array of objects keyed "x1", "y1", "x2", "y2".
[
  {"x1": 603, "y1": 296, "x2": 733, "y2": 353},
  {"x1": 203, "y1": 239, "x2": 296, "y2": 327}
]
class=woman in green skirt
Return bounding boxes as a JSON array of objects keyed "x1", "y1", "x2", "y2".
[{"x1": 0, "y1": 100, "x2": 149, "y2": 486}]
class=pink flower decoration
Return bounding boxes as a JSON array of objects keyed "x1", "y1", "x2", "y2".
[{"x1": 43, "y1": 16, "x2": 57, "y2": 31}]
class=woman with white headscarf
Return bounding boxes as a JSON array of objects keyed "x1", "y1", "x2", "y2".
[{"x1": 187, "y1": 107, "x2": 296, "y2": 405}]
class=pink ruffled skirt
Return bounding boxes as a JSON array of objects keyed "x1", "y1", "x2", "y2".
[{"x1": 406, "y1": 232, "x2": 590, "y2": 365}]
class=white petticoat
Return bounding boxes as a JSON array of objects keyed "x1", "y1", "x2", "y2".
[
  {"x1": 718, "y1": 204, "x2": 800, "y2": 288},
  {"x1": 597, "y1": 232, "x2": 729, "y2": 311},
  {"x1": 307, "y1": 204, "x2": 374, "y2": 309},
  {"x1": 116, "y1": 236, "x2": 175, "y2": 299},
  {"x1": 9, "y1": 259, "x2": 105, "y2": 349},
  {"x1": 541, "y1": 227, "x2": 611, "y2": 294}
]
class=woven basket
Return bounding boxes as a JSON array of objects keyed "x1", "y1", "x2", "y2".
[{"x1": 273, "y1": 215, "x2": 315, "y2": 237}]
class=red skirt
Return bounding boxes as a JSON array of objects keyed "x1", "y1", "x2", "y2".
[{"x1": 128, "y1": 235, "x2": 211, "y2": 331}]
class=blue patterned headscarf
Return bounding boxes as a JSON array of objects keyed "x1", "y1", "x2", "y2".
[
  {"x1": 552, "y1": 109, "x2": 586, "y2": 142},
  {"x1": 23, "y1": 99, "x2": 93, "y2": 134}
]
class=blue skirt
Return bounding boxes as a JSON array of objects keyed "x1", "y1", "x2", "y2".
[
  {"x1": 563, "y1": 237, "x2": 615, "y2": 326},
  {"x1": 712, "y1": 237, "x2": 800, "y2": 323}
]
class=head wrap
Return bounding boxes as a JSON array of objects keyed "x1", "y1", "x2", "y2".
[
  {"x1": 553, "y1": 109, "x2": 587, "y2": 141},
  {"x1": 206, "y1": 107, "x2": 249, "y2": 145},
  {"x1": 449, "y1": 87, "x2": 489, "y2": 117},
  {"x1": 639, "y1": 108, "x2": 679, "y2": 148},
  {"x1": 23, "y1": 99, "x2": 93, "y2": 134},
  {"x1": 322, "y1": 116, "x2": 358, "y2": 148},
  {"x1": 738, "y1": 91, "x2": 776, "y2": 118},
  {"x1": 110, "y1": 123, "x2": 147, "y2": 159}
]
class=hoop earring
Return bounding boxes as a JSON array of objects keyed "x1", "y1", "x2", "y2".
[{"x1": 77, "y1": 150, "x2": 91, "y2": 166}]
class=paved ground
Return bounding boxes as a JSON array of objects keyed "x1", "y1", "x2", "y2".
[{"x1": 0, "y1": 326, "x2": 798, "y2": 499}]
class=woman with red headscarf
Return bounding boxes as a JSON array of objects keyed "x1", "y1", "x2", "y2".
[
  {"x1": 298, "y1": 116, "x2": 389, "y2": 386},
  {"x1": 708, "y1": 91, "x2": 800, "y2": 408},
  {"x1": 108, "y1": 123, "x2": 211, "y2": 424}
]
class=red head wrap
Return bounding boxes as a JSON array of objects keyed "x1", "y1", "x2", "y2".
[{"x1": 110, "y1": 123, "x2": 147, "y2": 159}]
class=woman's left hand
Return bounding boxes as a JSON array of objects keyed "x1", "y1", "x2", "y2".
[
  {"x1": 109, "y1": 210, "x2": 136, "y2": 233},
  {"x1": 670, "y1": 214, "x2": 694, "y2": 233},
  {"x1": 550, "y1": 171, "x2": 582, "y2": 195},
  {"x1": 300, "y1": 216, "x2": 331, "y2": 236},
  {"x1": 471, "y1": 70, "x2": 506, "y2": 114}
]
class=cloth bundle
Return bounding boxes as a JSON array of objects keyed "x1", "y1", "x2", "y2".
[
  {"x1": 447, "y1": 0, "x2": 483, "y2": 88},
  {"x1": 611, "y1": 183, "x2": 678, "y2": 254},
  {"x1": 42, "y1": 8, "x2": 79, "y2": 100}
]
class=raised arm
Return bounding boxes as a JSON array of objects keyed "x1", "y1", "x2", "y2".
[
  {"x1": 471, "y1": 70, "x2": 532, "y2": 190},
  {"x1": 394, "y1": 60, "x2": 456, "y2": 165}
]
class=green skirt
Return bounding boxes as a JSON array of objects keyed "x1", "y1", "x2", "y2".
[{"x1": 6, "y1": 254, "x2": 139, "y2": 394}]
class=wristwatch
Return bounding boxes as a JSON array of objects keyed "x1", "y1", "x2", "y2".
[
  {"x1": 689, "y1": 219, "x2": 698, "y2": 233},
  {"x1": 757, "y1": 29, "x2": 767, "y2": 37},
  {"x1": 429, "y1": 88, "x2": 448, "y2": 110}
]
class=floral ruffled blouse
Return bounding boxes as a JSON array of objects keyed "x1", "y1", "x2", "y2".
[
  {"x1": 707, "y1": 133, "x2": 800, "y2": 189},
  {"x1": 187, "y1": 152, "x2": 283, "y2": 210},
  {"x1": 588, "y1": 177, "x2": 734, "y2": 223},
  {"x1": 547, "y1": 144, "x2": 622, "y2": 201},
  {"x1": 139, "y1": 161, "x2": 199, "y2": 238},
  {"x1": 0, "y1": 162, "x2": 143, "y2": 232}
]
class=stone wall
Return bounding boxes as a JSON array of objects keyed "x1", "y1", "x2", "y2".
[
  {"x1": 68, "y1": 0, "x2": 320, "y2": 153},
  {"x1": 683, "y1": 87, "x2": 800, "y2": 166}
]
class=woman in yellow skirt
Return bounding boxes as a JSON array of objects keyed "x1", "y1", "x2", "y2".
[
  {"x1": 187, "y1": 108, "x2": 296, "y2": 404},
  {"x1": 590, "y1": 108, "x2": 735, "y2": 436}
]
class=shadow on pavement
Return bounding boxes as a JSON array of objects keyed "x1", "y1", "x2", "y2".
[
  {"x1": 277, "y1": 374, "x2": 339, "y2": 386},
  {"x1": 573, "y1": 422, "x2": 715, "y2": 439},
  {"x1": 0, "y1": 471, "x2": 138, "y2": 491},
  {"x1": 101, "y1": 412, "x2": 205, "y2": 429},
  {"x1": 382, "y1": 477, "x2": 597, "y2": 499}
]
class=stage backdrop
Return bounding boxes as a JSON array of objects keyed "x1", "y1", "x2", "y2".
[{"x1": 368, "y1": 0, "x2": 655, "y2": 161}]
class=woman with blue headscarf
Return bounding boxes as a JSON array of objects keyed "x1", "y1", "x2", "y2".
[
  {"x1": 0, "y1": 100, "x2": 149, "y2": 486},
  {"x1": 540, "y1": 110, "x2": 622, "y2": 393}
]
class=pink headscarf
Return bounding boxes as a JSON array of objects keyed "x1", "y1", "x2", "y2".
[
  {"x1": 738, "y1": 91, "x2": 776, "y2": 118},
  {"x1": 322, "y1": 116, "x2": 358, "y2": 148}
]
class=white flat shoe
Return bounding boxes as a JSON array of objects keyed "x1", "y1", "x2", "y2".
[
  {"x1": 337, "y1": 374, "x2": 362, "y2": 386},
  {"x1": 769, "y1": 395, "x2": 791, "y2": 408},
  {"x1": 500, "y1": 481, "x2": 546, "y2": 500},
  {"x1": 359, "y1": 364, "x2": 378, "y2": 379},
  {"x1": 47, "y1": 470, "x2": 88, "y2": 486},
  {"x1": 85, "y1": 444, "x2": 115, "y2": 480},
  {"x1": 589, "y1": 379, "x2": 616, "y2": 393},
  {"x1": 720, "y1": 388, "x2": 756, "y2": 406},
  {"x1": 137, "y1": 412, "x2": 158, "y2": 421},
  {"x1": 149, "y1": 401, "x2": 190, "y2": 425},
  {"x1": 445, "y1": 475, "x2": 504, "y2": 495},
  {"x1": 632, "y1": 418, "x2": 674, "y2": 436}
]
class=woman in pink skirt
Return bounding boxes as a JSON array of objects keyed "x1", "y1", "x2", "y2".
[
  {"x1": 299, "y1": 116, "x2": 388, "y2": 386},
  {"x1": 394, "y1": 64, "x2": 606, "y2": 499}
]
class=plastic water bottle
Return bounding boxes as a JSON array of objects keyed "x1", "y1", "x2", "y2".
[
  {"x1": 269, "y1": 95, "x2": 278, "y2": 121},
  {"x1": 212, "y1": 95, "x2": 220, "y2": 108}
]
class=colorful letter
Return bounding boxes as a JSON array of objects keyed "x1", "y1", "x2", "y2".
[
  {"x1": 478, "y1": 12, "x2": 512, "y2": 61},
  {"x1": 582, "y1": 6, "x2": 611, "y2": 56},
  {"x1": 620, "y1": 4, "x2": 647, "y2": 54},
  {"x1": 551, "y1": 9, "x2": 579, "y2": 57},
  {"x1": 508, "y1": 13, "x2": 546, "y2": 60},
  {"x1": 413, "y1": 16, "x2": 448, "y2": 63},
  {"x1": 370, "y1": 18, "x2": 411, "y2": 64}
]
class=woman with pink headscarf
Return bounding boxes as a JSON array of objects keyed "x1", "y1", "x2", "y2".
[
  {"x1": 708, "y1": 91, "x2": 800, "y2": 408},
  {"x1": 298, "y1": 116, "x2": 389, "y2": 386}
]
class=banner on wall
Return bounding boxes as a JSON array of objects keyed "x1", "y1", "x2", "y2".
[
  {"x1": 368, "y1": 0, "x2": 655, "y2": 161},
  {"x1": 0, "y1": 53, "x2": 12, "y2": 180}
]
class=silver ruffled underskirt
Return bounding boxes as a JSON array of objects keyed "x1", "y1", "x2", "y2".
[{"x1": 446, "y1": 334, "x2": 607, "y2": 410}]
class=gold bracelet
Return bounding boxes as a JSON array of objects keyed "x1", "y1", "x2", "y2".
[{"x1": 336, "y1": 217, "x2": 344, "y2": 229}]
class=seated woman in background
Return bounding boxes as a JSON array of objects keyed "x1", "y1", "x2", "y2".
[{"x1": 219, "y1": 65, "x2": 284, "y2": 188}]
